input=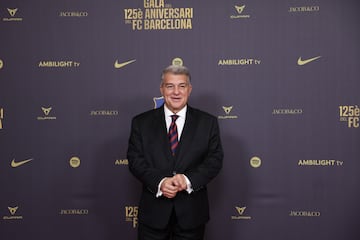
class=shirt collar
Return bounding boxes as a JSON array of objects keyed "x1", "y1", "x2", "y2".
[{"x1": 164, "y1": 104, "x2": 187, "y2": 119}]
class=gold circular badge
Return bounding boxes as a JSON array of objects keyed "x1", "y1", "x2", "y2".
[
  {"x1": 70, "y1": 156, "x2": 80, "y2": 168},
  {"x1": 172, "y1": 57, "x2": 183, "y2": 66},
  {"x1": 0, "y1": 59, "x2": 3, "y2": 69},
  {"x1": 250, "y1": 156, "x2": 261, "y2": 168}
]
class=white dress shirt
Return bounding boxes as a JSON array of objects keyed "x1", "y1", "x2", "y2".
[
  {"x1": 164, "y1": 104, "x2": 187, "y2": 140},
  {"x1": 156, "y1": 105, "x2": 193, "y2": 197}
]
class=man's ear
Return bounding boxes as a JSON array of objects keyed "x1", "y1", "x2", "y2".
[{"x1": 160, "y1": 86, "x2": 164, "y2": 96}]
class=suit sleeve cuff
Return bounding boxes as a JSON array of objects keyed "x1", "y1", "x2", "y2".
[
  {"x1": 156, "y1": 178, "x2": 167, "y2": 197},
  {"x1": 183, "y1": 174, "x2": 193, "y2": 194}
]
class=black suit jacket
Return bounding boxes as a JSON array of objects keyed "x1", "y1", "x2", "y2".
[{"x1": 127, "y1": 105, "x2": 223, "y2": 229}]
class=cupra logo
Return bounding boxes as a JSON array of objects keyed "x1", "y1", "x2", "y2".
[
  {"x1": 8, "y1": 206, "x2": 19, "y2": 215},
  {"x1": 3, "y1": 206, "x2": 23, "y2": 220},
  {"x1": 235, "y1": 206, "x2": 246, "y2": 215},
  {"x1": 3, "y1": 8, "x2": 23, "y2": 22},
  {"x1": 222, "y1": 106, "x2": 233, "y2": 115},
  {"x1": 7, "y1": 8, "x2": 18, "y2": 17},
  {"x1": 231, "y1": 206, "x2": 251, "y2": 220},
  {"x1": 41, "y1": 107, "x2": 52, "y2": 116},
  {"x1": 234, "y1": 5, "x2": 245, "y2": 14},
  {"x1": 37, "y1": 106, "x2": 56, "y2": 120},
  {"x1": 230, "y1": 4, "x2": 250, "y2": 19}
]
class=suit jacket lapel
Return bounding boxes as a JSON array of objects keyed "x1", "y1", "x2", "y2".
[
  {"x1": 155, "y1": 106, "x2": 174, "y2": 161},
  {"x1": 175, "y1": 106, "x2": 197, "y2": 165}
]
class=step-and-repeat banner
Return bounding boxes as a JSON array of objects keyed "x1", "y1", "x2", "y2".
[{"x1": 1, "y1": 0, "x2": 359, "y2": 239}]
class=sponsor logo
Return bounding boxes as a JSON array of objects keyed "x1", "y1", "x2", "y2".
[
  {"x1": 153, "y1": 96, "x2": 164, "y2": 109},
  {"x1": 42, "y1": 107, "x2": 51, "y2": 115},
  {"x1": 124, "y1": 0, "x2": 193, "y2": 31},
  {"x1": 218, "y1": 106, "x2": 238, "y2": 120},
  {"x1": 339, "y1": 105, "x2": 359, "y2": 128},
  {"x1": 223, "y1": 106, "x2": 232, "y2": 115},
  {"x1": 172, "y1": 57, "x2": 183, "y2": 66},
  {"x1": 115, "y1": 159, "x2": 129, "y2": 165},
  {"x1": 297, "y1": 56, "x2": 321, "y2": 66},
  {"x1": 272, "y1": 108, "x2": 303, "y2": 115},
  {"x1": 114, "y1": 59, "x2": 136, "y2": 69},
  {"x1": 125, "y1": 206, "x2": 138, "y2": 228},
  {"x1": 3, "y1": 206, "x2": 23, "y2": 220},
  {"x1": 289, "y1": 6, "x2": 320, "y2": 13},
  {"x1": 59, "y1": 11, "x2": 89, "y2": 17},
  {"x1": 90, "y1": 110, "x2": 119, "y2": 116},
  {"x1": 250, "y1": 156, "x2": 261, "y2": 168},
  {"x1": 60, "y1": 209, "x2": 89, "y2": 215},
  {"x1": 0, "y1": 108, "x2": 3, "y2": 129},
  {"x1": 7, "y1": 8, "x2": 18, "y2": 17},
  {"x1": 0, "y1": 59, "x2": 3, "y2": 69},
  {"x1": 298, "y1": 159, "x2": 344, "y2": 167},
  {"x1": 11, "y1": 158, "x2": 33, "y2": 168},
  {"x1": 235, "y1": 5, "x2": 245, "y2": 14},
  {"x1": 218, "y1": 58, "x2": 261, "y2": 66},
  {"x1": 37, "y1": 107, "x2": 57, "y2": 120},
  {"x1": 231, "y1": 206, "x2": 251, "y2": 220},
  {"x1": 69, "y1": 156, "x2": 81, "y2": 168},
  {"x1": 38, "y1": 60, "x2": 80, "y2": 68},
  {"x1": 3, "y1": 8, "x2": 23, "y2": 22},
  {"x1": 230, "y1": 5, "x2": 250, "y2": 19},
  {"x1": 289, "y1": 210, "x2": 321, "y2": 217}
]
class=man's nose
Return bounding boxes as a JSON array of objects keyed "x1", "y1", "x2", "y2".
[{"x1": 173, "y1": 86, "x2": 180, "y2": 94}]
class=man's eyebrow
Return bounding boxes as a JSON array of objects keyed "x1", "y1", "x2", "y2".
[{"x1": 165, "y1": 82, "x2": 187, "y2": 85}]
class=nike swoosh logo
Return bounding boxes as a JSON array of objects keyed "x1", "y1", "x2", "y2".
[
  {"x1": 11, "y1": 158, "x2": 33, "y2": 168},
  {"x1": 114, "y1": 59, "x2": 136, "y2": 69},
  {"x1": 297, "y1": 56, "x2": 321, "y2": 66}
]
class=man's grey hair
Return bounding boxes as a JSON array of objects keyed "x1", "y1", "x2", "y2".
[{"x1": 161, "y1": 65, "x2": 191, "y2": 85}]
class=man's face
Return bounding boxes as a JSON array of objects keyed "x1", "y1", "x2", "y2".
[{"x1": 160, "y1": 73, "x2": 192, "y2": 113}]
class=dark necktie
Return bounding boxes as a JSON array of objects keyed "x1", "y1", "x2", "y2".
[{"x1": 168, "y1": 115, "x2": 179, "y2": 156}]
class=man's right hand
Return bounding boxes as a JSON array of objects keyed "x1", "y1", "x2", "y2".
[{"x1": 160, "y1": 177, "x2": 179, "y2": 198}]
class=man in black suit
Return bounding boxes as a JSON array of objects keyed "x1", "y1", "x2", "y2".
[{"x1": 127, "y1": 65, "x2": 223, "y2": 240}]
